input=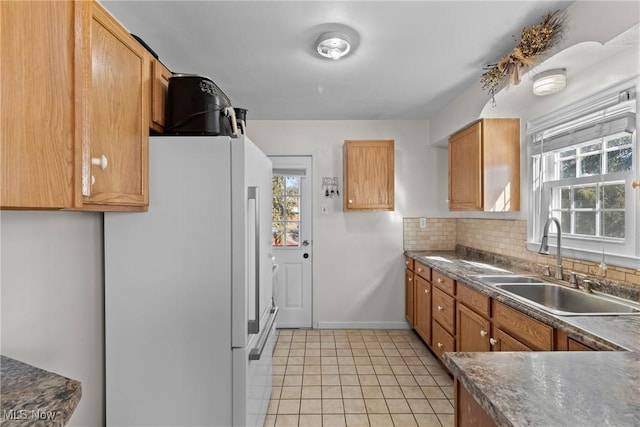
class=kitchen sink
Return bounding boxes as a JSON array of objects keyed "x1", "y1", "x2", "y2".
[
  {"x1": 494, "y1": 283, "x2": 640, "y2": 316},
  {"x1": 474, "y1": 275, "x2": 546, "y2": 284}
]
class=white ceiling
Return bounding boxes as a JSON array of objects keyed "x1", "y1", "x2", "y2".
[{"x1": 102, "y1": 0, "x2": 574, "y2": 120}]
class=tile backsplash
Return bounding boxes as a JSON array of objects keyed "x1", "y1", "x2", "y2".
[{"x1": 403, "y1": 217, "x2": 640, "y2": 291}]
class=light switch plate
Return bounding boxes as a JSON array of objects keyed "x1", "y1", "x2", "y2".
[
  {"x1": 419, "y1": 217, "x2": 427, "y2": 228},
  {"x1": 321, "y1": 204, "x2": 329, "y2": 215}
]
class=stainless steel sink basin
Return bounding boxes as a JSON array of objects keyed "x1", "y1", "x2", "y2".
[
  {"x1": 494, "y1": 283, "x2": 640, "y2": 316},
  {"x1": 474, "y1": 275, "x2": 546, "y2": 284}
]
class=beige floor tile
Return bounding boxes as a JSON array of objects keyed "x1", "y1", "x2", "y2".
[
  {"x1": 271, "y1": 386, "x2": 283, "y2": 400},
  {"x1": 343, "y1": 398, "x2": 367, "y2": 414},
  {"x1": 274, "y1": 414, "x2": 298, "y2": 427},
  {"x1": 436, "y1": 414, "x2": 454, "y2": 427},
  {"x1": 407, "y1": 399, "x2": 434, "y2": 414},
  {"x1": 274, "y1": 349, "x2": 289, "y2": 357},
  {"x1": 267, "y1": 399, "x2": 279, "y2": 415},
  {"x1": 361, "y1": 385, "x2": 383, "y2": 398},
  {"x1": 408, "y1": 366, "x2": 429, "y2": 376},
  {"x1": 305, "y1": 349, "x2": 321, "y2": 357},
  {"x1": 322, "y1": 356, "x2": 339, "y2": 365},
  {"x1": 322, "y1": 349, "x2": 338, "y2": 357},
  {"x1": 304, "y1": 365, "x2": 322, "y2": 375},
  {"x1": 322, "y1": 385, "x2": 343, "y2": 398},
  {"x1": 288, "y1": 356, "x2": 305, "y2": 365},
  {"x1": 263, "y1": 414, "x2": 276, "y2": 427},
  {"x1": 323, "y1": 414, "x2": 347, "y2": 427},
  {"x1": 398, "y1": 348, "x2": 417, "y2": 357},
  {"x1": 373, "y1": 365, "x2": 393, "y2": 375},
  {"x1": 322, "y1": 365, "x2": 340, "y2": 375},
  {"x1": 426, "y1": 364, "x2": 448, "y2": 376},
  {"x1": 386, "y1": 398, "x2": 412, "y2": 414},
  {"x1": 432, "y1": 375, "x2": 453, "y2": 387},
  {"x1": 301, "y1": 386, "x2": 322, "y2": 399},
  {"x1": 365, "y1": 342, "x2": 381, "y2": 349},
  {"x1": 336, "y1": 342, "x2": 351, "y2": 349},
  {"x1": 283, "y1": 375, "x2": 302, "y2": 386},
  {"x1": 352, "y1": 348, "x2": 369, "y2": 356},
  {"x1": 428, "y1": 399, "x2": 453, "y2": 414},
  {"x1": 305, "y1": 356, "x2": 321, "y2": 365},
  {"x1": 441, "y1": 386, "x2": 454, "y2": 399},
  {"x1": 396, "y1": 375, "x2": 418, "y2": 386},
  {"x1": 289, "y1": 349, "x2": 306, "y2": 357},
  {"x1": 280, "y1": 386, "x2": 302, "y2": 399},
  {"x1": 299, "y1": 414, "x2": 323, "y2": 427},
  {"x1": 356, "y1": 365, "x2": 375, "y2": 375},
  {"x1": 391, "y1": 365, "x2": 412, "y2": 375},
  {"x1": 273, "y1": 365, "x2": 286, "y2": 375},
  {"x1": 322, "y1": 374, "x2": 341, "y2": 385},
  {"x1": 338, "y1": 356, "x2": 356, "y2": 365},
  {"x1": 277, "y1": 399, "x2": 300, "y2": 414},
  {"x1": 358, "y1": 375, "x2": 379, "y2": 386},
  {"x1": 382, "y1": 348, "x2": 401, "y2": 357},
  {"x1": 350, "y1": 341, "x2": 366, "y2": 349},
  {"x1": 391, "y1": 413, "x2": 419, "y2": 427},
  {"x1": 354, "y1": 356, "x2": 373, "y2": 366},
  {"x1": 368, "y1": 413, "x2": 393, "y2": 427},
  {"x1": 303, "y1": 374, "x2": 322, "y2": 386},
  {"x1": 413, "y1": 413, "x2": 443, "y2": 427},
  {"x1": 273, "y1": 375, "x2": 284, "y2": 387},
  {"x1": 340, "y1": 374, "x2": 359, "y2": 385},
  {"x1": 323, "y1": 398, "x2": 345, "y2": 414},
  {"x1": 379, "y1": 342, "x2": 395, "y2": 349},
  {"x1": 286, "y1": 365, "x2": 304, "y2": 375},
  {"x1": 381, "y1": 385, "x2": 404, "y2": 399},
  {"x1": 364, "y1": 398, "x2": 389, "y2": 414},
  {"x1": 376, "y1": 375, "x2": 398, "y2": 386},
  {"x1": 300, "y1": 399, "x2": 322, "y2": 414},
  {"x1": 369, "y1": 356, "x2": 388, "y2": 366},
  {"x1": 273, "y1": 356, "x2": 288, "y2": 366},
  {"x1": 367, "y1": 348, "x2": 385, "y2": 357},
  {"x1": 403, "y1": 356, "x2": 424, "y2": 366},
  {"x1": 339, "y1": 365, "x2": 358, "y2": 375},
  {"x1": 414, "y1": 376, "x2": 436, "y2": 387},
  {"x1": 401, "y1": 386, "x2": 425, "y2": 399},
  {"x1": 386, "y1": 356, "x2": 406, "y2": 366},
  {"x1": 345, "y1": 413, "x2": 370, "y2": 427},
  {"x1": 337, "y1": 349, "x2": 354, "y2": 357},
  {"x1": 306, "y1": 342, "x2": 321, "y2": 349},
  {"x1": 342, "y1": 385, "x2": 363, "y2": 399},
  {"x1": 291, "y1": 342, "x2": 306, "y2": 349},
  {"x1": 420, "y1": 387, "x2": 445, "y2": 399}
]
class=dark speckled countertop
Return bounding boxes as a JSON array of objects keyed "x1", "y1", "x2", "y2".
[
  {"x1": 405, "y1": 250, "x2": 640, "y2": 427},
  {"x1": 0, "y1": 355, "x2": 81, "y2": 426}
]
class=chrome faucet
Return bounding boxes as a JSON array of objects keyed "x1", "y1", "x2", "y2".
[{"x1": 538, "y1": 217, "x2": 563, "y2": 280}]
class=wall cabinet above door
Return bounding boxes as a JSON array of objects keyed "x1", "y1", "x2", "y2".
[
  {"x1": 1, "y1": 0, "x2": 149, "y2": 211},
  {"x1": 448, "y1": 118, "x2": 520, "y2": 212},
  {"x1": 343, "y1": 140, "x2": 394, "y2": 211}
]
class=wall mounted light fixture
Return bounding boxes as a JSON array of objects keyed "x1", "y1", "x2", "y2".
[
  {"x1": 316, "y1": 32, "x2": 351, "y2": 60},
  {"x1": 532, "y1": 68, "x2": 567, "y2": 96}
]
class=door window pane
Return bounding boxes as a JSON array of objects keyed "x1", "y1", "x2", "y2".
[{"x1": 272, "y1": 174, "x2": 302, "y2": 247}]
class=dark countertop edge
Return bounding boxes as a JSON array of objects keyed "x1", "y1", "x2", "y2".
[
  {"x1": 404, "y1": 250, "x2": 632, "y2": 351},
  {"x1": 0, "y1": 355, "x2": 82, "y2": 427}
]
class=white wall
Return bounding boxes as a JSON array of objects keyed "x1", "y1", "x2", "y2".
[
  {"x1": 249, "y1": 120, "x2": 446, "y2": 327},
  {"x1": 0, "y1": 211, "x2": 103, "y2": 426}
]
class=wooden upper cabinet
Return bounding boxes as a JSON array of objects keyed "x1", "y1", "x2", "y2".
[
  {"x1": 448, "y1": 118, "x2": 520, "y2": 212},
  {"x1": 1, "y1": 0, "x2": 149, "y2": 211},
  {"x1": 150, "y1": 57, "x2": 172, "y2": 133},
  {"x1": 343, "y1": 140, "x2": 394, "y2": 211}
]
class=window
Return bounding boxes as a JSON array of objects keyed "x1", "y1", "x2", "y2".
[
  {"x1": 527, "y1": 77, "x2": 638, "y2": 267},
  {"x1": 272, "y1": 175, "x2": 301, "y2": 247}
]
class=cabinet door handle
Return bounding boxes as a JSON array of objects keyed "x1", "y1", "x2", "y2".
[
  {"x1": 424, "y1": 289, "x2": 429, "y2": 294},
  {"x1": 418, "y1": 268, "x2": 423, "y2": 272},
  {"x1": 405, "y1": 260, "x2": 410, "y2": 265},
  {"x1": 348, "y1": 199, "x2": 353, "y2": 204},
  {"x1": 489, "y1": 338, "x2": 498, "y2": 346},
  {"x1": 91, "y1": 155, "x2": 108, "y2": 170},
  {"x1": 437, "y1": 278, "x2": 443, "y2": 283},
  {"x1": 437, "y1": 305, "x2": 443, "y2": 311},
  {"x1": 480, "y1": 330, "x2": 488, "y2": 337},
  {"x1": 437, "y1": 342, "x2": 443, "y2": 348}
]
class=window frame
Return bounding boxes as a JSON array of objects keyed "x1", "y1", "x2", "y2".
[{"x1": 526, "y1": 76, "x2": 639, "y2": 269}]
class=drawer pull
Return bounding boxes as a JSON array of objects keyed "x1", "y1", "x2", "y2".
[
  {"x1": 418, "y1": 268, "x2": 423, "y2": 272},
  {"x1": 437, "y1": 342, "x2": 443, "y2": 348},
  {"x1": 91, "y1": 155, "x2": 108, "y2": 170},
  {"x1": 405, "y1": 260, "x2": 409, "y2": 265},
  {"x1": 490, "y1": 338, "x2": 498, "y2": 346},
  {"x1": 408, "y1": 277, "x2": 412, "y2": 282},
  {"x1": 437, "y1": 305, "x2": 443, "y2": 311},
  {"x1": 437, "y1": 278, "x2": 443, "y2": 283},
  {"x1": 480, "y1": 330, "x2": 488, "y2": 337},
  {"x1": 424, "y1": 289, "x2": 429, "y2": 294}
]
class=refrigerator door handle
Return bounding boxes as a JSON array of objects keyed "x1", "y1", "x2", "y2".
[
  {"x1": 247, "y1": 186, "x2": 260, "y2": 335},
  {"x1": 249, "y1": 306, "x2": 278, "y2": 361}
]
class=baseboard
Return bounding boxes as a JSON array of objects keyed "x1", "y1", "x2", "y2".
[{"x1": 315, "y1": 321, "x2": 411, "y2": 330}]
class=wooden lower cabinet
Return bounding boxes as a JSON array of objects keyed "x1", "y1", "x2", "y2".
[
  {"x1": 414, "y1": 275, "x2": 431, "y2": 344},
  {"x1": 568, "y1": 338, "x2": 594, "y2": 351},
  {"x1": 492, "y1": 300, "x2": 553, "y2": 351},
  {"x1": 491, "y1": 327, "x2": 532, "y2": 351},
  {"x1": 432, "y1": 320, "x2": 455, "y2": 361},
  {"x1": 405, "y1": 269, "x2": 415, "y2": 326},
  {"x1": 457, "y1": 304, "x2": 491, "y2": 352},
  {"x1": 432, "y1": 287, "x2": 455, "y2": 335},
  {"x1": 455, "y1": 379, "x2": 497, "y2": 427}
]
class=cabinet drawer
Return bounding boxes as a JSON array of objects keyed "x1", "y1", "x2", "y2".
[
  {"x1": 405, "y1": 256, "x2": 415, "y2": 271},
  {"x1": 432, "y1": 287, "x2": 455, "y2": 335},
  {"x1": 415, "y1": 261, "x2": 431, "y2": 281},
  {"x1": 568, "y1": 339, "x2": 594, "y2": 351},
  {"x1": 492, "y1": 301, "x2": 553, "y2": 351},
  {"x1": 432, "y1": 270, "x2": 455, "y2": 295},
  {"x1": 432, "y1": 320, "x2": 455, "y2": 362},
  {"x1": 457, "y1": 283, "x2": 490, "y2": 317}
]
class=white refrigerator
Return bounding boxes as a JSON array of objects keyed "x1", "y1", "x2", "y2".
[{"x1": 104, "y1": 135, "x2": 277, "y2": 427}]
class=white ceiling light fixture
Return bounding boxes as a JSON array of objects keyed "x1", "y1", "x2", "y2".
[
  {"x1": 316, "y1": 32, "x2": 351, "y2": 60},
  {"x1": 532, "y1": 68, "x2": 567, "y2": 96}
]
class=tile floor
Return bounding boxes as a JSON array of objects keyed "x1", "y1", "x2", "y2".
[{"x1": 264, "y1": 329, "x2": 454, "y2": 427}]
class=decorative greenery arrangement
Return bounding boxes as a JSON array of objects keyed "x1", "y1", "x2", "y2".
[{"x1": 481, "y1": 10, "x2": 567, "y2": 102}]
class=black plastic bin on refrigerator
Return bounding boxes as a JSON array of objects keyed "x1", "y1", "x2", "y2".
[{"x1": 165, "y1": 74, "x2": 233, "y2": 136}]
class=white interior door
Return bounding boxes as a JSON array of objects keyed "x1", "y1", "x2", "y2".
[{"x1": 270, "y1": 156, "x2": 313, "y2": 328}]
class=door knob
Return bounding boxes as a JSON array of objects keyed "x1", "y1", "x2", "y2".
[
  {"x1": 302, "y1": 240, "x2": 310, "y2": 246},
  {"x1": 303, "y1": 253, "x2": 309, "y2": 259},
  {"x1": 91, "y1": 155, "x2": 108, "y2": 170}
]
